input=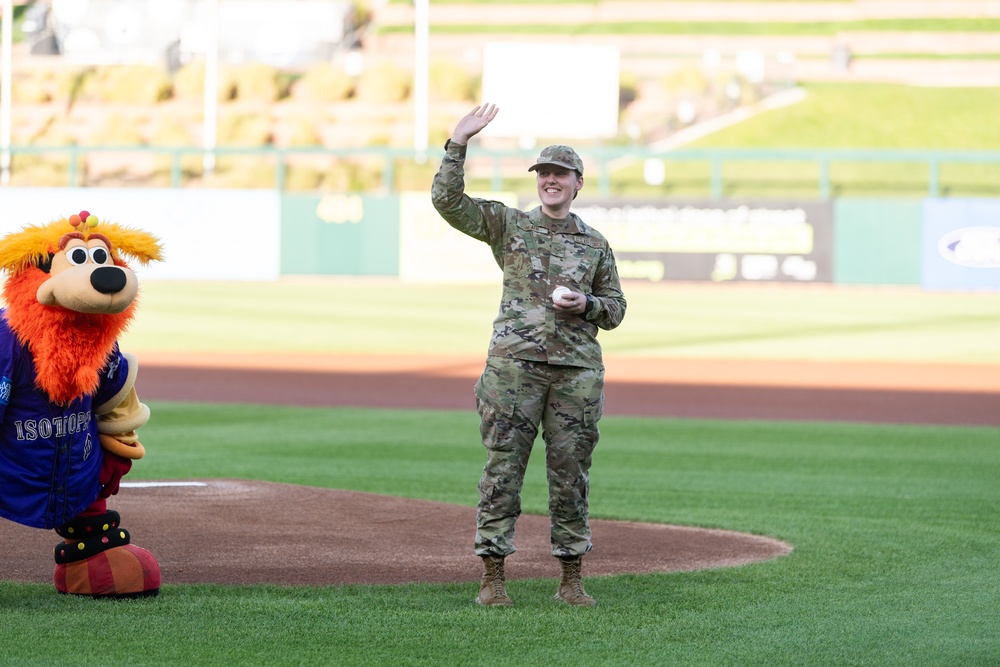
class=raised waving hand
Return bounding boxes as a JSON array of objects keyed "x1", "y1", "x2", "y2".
[{"x1": 450, "y1": 104, "x2": 499, "y2": 145}]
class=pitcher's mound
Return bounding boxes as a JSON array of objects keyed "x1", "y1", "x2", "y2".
[{"x1": 0, "y1": 479, "x2": 791, "y2": 587}]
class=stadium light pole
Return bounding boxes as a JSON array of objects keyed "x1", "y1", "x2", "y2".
[
  {"x1": 203, "y1": 0, "x2": 219, "y2": 175},
  {"x1": 413, "y1": 0, "x2": 428, "y2": 163},
  {"x1": 1, "y1": 0, "x2": 12, "y2": 186}
]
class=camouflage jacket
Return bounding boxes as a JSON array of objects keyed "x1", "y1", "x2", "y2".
[{"x1": 431, "y1": 141, "x2": 626, "y2": 370}]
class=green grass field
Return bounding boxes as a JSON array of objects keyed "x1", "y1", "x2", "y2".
[
  {"x1": 121, "y1": 279, "x2": 1000, "y2": 364},
  {"x1": 3, "y1": 282, "x2": 999, "y2": 665}
]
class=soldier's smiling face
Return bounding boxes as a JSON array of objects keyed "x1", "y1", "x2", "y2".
[{"x1": 535, "y1": 166, "x2": 583, "y2": 215}]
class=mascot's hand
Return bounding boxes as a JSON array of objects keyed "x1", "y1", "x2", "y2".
[
  {"x1": 98, "y1": 450, "x2": 133, "y2": 498},
  {"x1": 99, "y1": 432, "x2": 145, "y2": 459}
]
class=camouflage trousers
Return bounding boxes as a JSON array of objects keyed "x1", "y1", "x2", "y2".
[{"x1": 473, "y1": 356, "x2": 604, "y2": 559}]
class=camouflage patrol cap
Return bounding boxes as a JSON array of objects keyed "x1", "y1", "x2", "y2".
[{"x1": 528, "y1": 145, "x2": 584, "y2": 175}]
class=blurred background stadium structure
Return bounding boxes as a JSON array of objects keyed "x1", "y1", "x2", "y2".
[
  {"x1": 1, "y1": 0, "x2": 999, "y2": 289},
  {"x1": 6, "y1": 0, "x2": 1000, "y2": 184}
]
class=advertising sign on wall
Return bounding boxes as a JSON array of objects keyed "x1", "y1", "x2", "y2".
[
  {"x1": 922, "y1": 199, "x2": 1000, "y2": 290},
  {"x1": 572, "y1": 199, "x2": 834, "y2": 283}
]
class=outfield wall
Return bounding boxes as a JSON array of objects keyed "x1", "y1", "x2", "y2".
[
  {"x1": 281, "y1": 192, "x2": 999, "y2": 290},
  {"x1": 0, "y1": 189, "x2": 997, "y2": 290},
  {"x1": 0, "y1": 188, "x2": 281, "y2": 281}
]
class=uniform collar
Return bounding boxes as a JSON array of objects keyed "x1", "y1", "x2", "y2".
[{"x1": 530, "y1": 207, "x2": 583, "y2": 234}]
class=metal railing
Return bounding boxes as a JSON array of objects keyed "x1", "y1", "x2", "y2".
[{"x1": 6, "y1": 144, "x2": 1000, "y2": 198}]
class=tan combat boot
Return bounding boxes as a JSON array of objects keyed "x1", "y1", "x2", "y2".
[
  {"x1": 477, "y1": 555, "x2": 513, "y2": 606},
  {"x1": 554, "y1": 556, "x2": 597, "y2": 607}
]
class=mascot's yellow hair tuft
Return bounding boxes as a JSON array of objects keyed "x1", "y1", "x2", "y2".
[{"x1": 0, "y1": 217, "x2": 164, "y2": 274}]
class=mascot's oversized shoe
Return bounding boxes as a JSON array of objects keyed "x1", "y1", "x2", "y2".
[{"x1": 52, "y1": 510, "x2": 161, "y2": 598}]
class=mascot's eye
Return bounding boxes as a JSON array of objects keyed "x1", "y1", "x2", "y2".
[
  {"x1": 90, "y1": 247, "x2": 110, "y2": 264},
  {"x1": 67, "y1": 247, "x2": 90, "y2": 265}
]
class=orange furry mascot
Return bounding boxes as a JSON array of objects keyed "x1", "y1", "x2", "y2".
[{"x1": 0, "y1": 210, "x2": 163, "y2": 598}]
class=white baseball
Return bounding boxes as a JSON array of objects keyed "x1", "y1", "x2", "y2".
[{"x1": 552, "y1": 286, "x2": 572, "y2": 303}]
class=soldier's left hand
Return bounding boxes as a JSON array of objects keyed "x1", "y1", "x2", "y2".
[{"x1": 553, "y1": 289, "x2": 588, "y2": 315}]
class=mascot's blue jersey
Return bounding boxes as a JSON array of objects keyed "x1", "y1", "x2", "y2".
[{"x1": 0, "y1": 311, "x2": 130, "y2": 529}]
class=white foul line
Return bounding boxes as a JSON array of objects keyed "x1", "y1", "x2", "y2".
[{"x1": 120, "y1": 481, "x2": 208, "y2": 488}]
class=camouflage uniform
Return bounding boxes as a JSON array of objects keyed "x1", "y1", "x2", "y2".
[{"x1": 431, "y1": 141, "x2": 626, "y2": 559}]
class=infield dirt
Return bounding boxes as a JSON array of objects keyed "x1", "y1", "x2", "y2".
[{"x1": 1, "y1": 352, "x2": 995, "y2": 588}]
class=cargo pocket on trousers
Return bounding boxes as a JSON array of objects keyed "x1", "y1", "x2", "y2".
[
  {"x1": 583, "y1": 398, "x2": 604, "y2": 427},
  {"x1": 475, "y1": 371, "x2": 517, "y2": 452},
  {"x1": 478, "y1": 479, "x2": 497, "y2": 503},
  {"x1": 474, "y1": 371, "x2": 516, "y2": 419}
]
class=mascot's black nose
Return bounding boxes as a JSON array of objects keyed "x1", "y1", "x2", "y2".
[{"x1": 90, "y1": 266, "x2": 128, "y2": 294}]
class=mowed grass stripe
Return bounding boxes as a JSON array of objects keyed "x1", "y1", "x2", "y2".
[{"x1": 121, "y1": 279, "x2": 1000, "y2": 364}]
